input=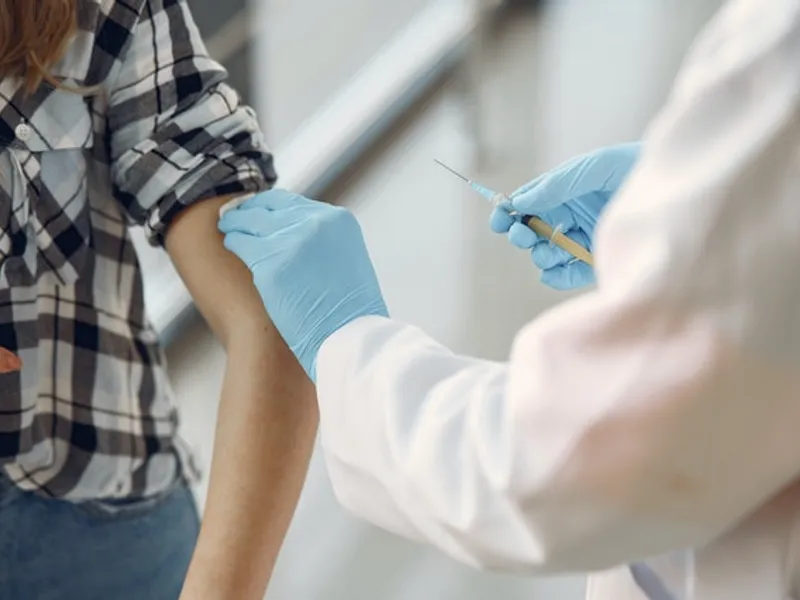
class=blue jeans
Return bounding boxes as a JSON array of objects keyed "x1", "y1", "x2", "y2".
[{"x1": 0, "y1": 475, "x2": 200, "y2": 600}]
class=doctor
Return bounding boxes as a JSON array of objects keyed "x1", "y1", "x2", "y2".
[{"x1": 219, "y1": 0, "x2": 800, "y2": 598}]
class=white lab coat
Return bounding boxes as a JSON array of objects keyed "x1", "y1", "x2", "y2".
[{"x1": 315, "y1": 0, "x2": 800, "y2": 598}]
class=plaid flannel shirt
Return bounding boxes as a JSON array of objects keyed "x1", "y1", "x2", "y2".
[{"x1": 0, "y1": 0, "x2": 275, "y2": 500}]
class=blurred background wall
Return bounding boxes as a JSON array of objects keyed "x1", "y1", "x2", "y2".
[{"x1": 141, "y1": 1, "x2": 725, "y2": 598}]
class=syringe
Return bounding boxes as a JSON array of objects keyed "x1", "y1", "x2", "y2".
[{"x1": 433, "y1": 159, "x2": 594, "y2": 266}]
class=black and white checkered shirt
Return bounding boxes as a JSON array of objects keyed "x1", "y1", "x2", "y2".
[{"x1": 0, "y1": 0, "x2": 275, "y2": 500}]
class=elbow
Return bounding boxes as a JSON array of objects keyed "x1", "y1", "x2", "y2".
[
  {"x1": 222, "y1": 317, "x2": 305, "y2": 385},
  {"x1": 220, "y1": 312, "x2": 277, "y2": 353}
]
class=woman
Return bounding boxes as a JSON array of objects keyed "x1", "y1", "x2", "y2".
[
  {"x1": 219, "y1": 0, "x2": 800, "y2": 598},
  {"x1": 0, "y1": 1, "x2": 317, "y2": 599}
]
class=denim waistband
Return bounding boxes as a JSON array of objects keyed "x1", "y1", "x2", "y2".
[{"x1": 0, "y1": 467, "x2": 193, "y2": 521}]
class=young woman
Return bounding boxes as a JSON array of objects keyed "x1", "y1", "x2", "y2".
[{"x1": 0, "y1": 1, "x2": 318, "y2": 599}]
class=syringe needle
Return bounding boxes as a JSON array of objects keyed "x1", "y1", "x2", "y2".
[
  {"x1": 433, "y1": 159, "x2": 471, "y2": 184},
  {"x1": 432, "y1": 157, "x2": 595, "y2": 267},
  {"x1": 434, "y1": 158, "x2": 498, "y2": 203}
]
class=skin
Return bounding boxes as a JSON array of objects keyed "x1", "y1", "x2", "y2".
[
  {"x1": 164, "y1": 196, "x2": 319, "y2": 600},
  {"x1": 0, "y1": 347, "x2": 22, "y2": 373}
]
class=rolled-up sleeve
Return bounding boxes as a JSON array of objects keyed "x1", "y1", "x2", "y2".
[{"x1": 107, "y1": 0, "x2": 275, "y2": 245}]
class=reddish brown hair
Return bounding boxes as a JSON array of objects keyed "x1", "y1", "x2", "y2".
[{"x1": 0, "y1": 0, "x2": 77, "y2": 93}]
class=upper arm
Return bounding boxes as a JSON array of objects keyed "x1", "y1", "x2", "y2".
[
  {"x1": 106, "y1": 0, "x2": 275, "y2": 247},
  {"x1": 164, "y1": 195, "x2": 272, "y2": 347},
  {"x1": 104, "y1": 0, "x2": 277, "y2": 339}
]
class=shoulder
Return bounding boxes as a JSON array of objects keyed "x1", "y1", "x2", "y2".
[
  {"x1": 75, "y1": 0, "x2": 191, "y2": 28},
  {"x1": 75, "y1": 0, "x2": 147, "y2": 36},
  {"x1": 50, "y1": 0, "x2": 145, "y2": 85},
  {"x1": 61, "y1": 0, "x2": 191, "y2": 85}
]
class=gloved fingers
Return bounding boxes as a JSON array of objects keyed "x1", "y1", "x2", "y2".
[
  {"x1": 219, "y1": 204, "x2": 309, "y2": 237},
  {"x1": 507, "y1": 221, "x2": 540, "y2": 249},
  {"x1": 511, "y1": 144, "x2": 638, "y2": 214},
  {"x1": 509, "y1": 171, "x2": 548, "y2": 200},
  {"x1": 511, "y1": 165, "x2": 587, "y2": 214},
  {"x1": 533, "y1": 203, "x2": 578, "y2": 232},
  {"x1": 489, "y1": 202, "x2": 516, "y2": 233},
  {"x1": 236, "y1": 188, "x2": 312, "y2": 212},
  {"x1": 509, "y1": 154, "x2": 587, "y2": 213},
  {"x1": 531, "y1": 237, "x2": 572, "y2": 270},
  {"x1": 507, "y1": 206, "x2": 582, "y2": 250},
  {"x1": 223, "y1": 231, "x2": 277, "y2": 269},
  {"x1": 540, "y1": 261, "x2": 595, "y2": 291},
  {"x1": 530, "y1": 240, "x2": 567, "y2": 270},
  {"x1": 530, "y1": 228, "x2": 590, "y2": 270},
  {"x1": 219, "y1": 206, "x2": 278, "y2": 237}
]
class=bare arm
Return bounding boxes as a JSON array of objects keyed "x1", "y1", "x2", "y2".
[
  {"x1": 166, "y1": 196, "x2": 319, "y2": 599},
  {"x1": 102, "y1": 1, "x2": 315, "y2": 591}
]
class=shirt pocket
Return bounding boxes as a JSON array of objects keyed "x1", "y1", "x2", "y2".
[{"x1": 1, "y1": 89, "x2": 96, "y2": 288}]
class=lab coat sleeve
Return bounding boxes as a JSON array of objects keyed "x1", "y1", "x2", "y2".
[{"x1": 316, "y1": 0, "x2": 800, "y2": 574}]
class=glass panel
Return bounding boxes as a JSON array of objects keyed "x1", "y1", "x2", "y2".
[{"x1": 252, "y1": 0, "x2": 435, "y2": 145}]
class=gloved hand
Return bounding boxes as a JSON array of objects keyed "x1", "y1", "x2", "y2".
[
  {"x1": 490, "y1": 142, "x2": 641, "y2": 290},
  {"x1": 218, "y1": 189, "x2": 388, "y2": 381}
]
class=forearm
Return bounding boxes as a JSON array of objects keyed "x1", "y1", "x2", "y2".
[{"x1": 182, "y1": 323, "x2": 317, "y2": 599}]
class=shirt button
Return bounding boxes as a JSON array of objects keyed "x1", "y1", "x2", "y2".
[{"x1": 15, "y1": 123, "x2": 31, "y2": 142}]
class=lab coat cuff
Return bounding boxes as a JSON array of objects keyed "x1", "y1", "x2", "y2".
[{"x1": 317, "y1": 315, "x2": 391, "y2": 379}]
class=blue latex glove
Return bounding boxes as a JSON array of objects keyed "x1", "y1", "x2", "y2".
[
  {"x1": 489, "y1": 142, "x2": 641, "y2": 290},
  {"x1": 218, "y1": 189, "x2": 388, "y2": 381}
]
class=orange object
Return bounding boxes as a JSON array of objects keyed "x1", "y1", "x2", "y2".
[{"x1": 0, "y1": 347, "x2": 22, "y2": 373}]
